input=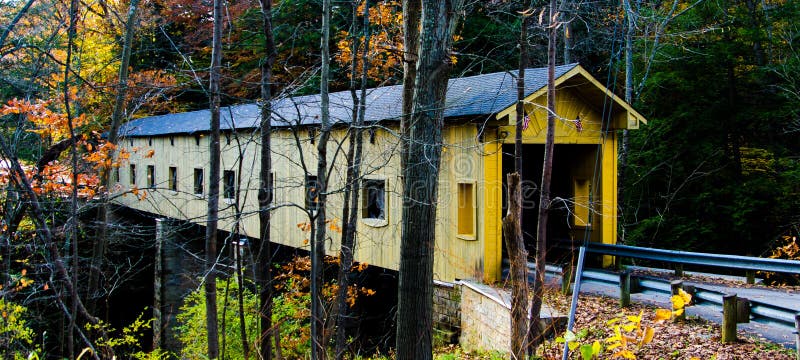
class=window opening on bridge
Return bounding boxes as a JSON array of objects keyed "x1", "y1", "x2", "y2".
[
  {"x1": 224, "y1": 170, "x2": 236, "y2": 199},
  {"x1": 147, "y1": 165, "x2": 155, "y2": 188},
  {"x1": 168, "y1": 167, "x2": 177, "y2": 191},
  {"x1": 362, "y1": 179, "x2": 386, "y2": 220},
  {"x1": 194, "y1": 168, "x2": 204, "y2": 195},
  {"x1": 129, "y1": 164, "x2": 136, "y2": 185}
]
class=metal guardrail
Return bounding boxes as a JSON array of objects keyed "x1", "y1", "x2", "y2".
[
  {"x1": 570, "y1": 242, "x2": 800, "y2": 275},
  {"x1": 575, "y1": 268, "x2": 799, "y2": 329},
  {"x1": 505, "y1": 241, "x2": 800, "y2": 332}
]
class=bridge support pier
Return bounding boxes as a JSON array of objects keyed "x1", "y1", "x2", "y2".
[{"x1": 153, "y1": 218, "x2": 201, "y2": 353}]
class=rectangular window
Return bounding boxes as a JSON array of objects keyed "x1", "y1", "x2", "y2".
[
  {"x1": 224, "y1": 170, "x2": 236, "y2": 199},
  {"x1": 457, "y1": 183, "x2": 476, "y2": 237},
  {"x1": 129, "y1": 164, "x2": 136, "y2": 185},
  {"x1": 147, "y1": 165, "x2": 155, "y2": 188},
  {"x1": 194, "y1": 168, "x2": 204, "y2": 195},
  {"x1": 362, "y1": 179, "x2": 386, "y2": 220},
  {"x1": 113, "y1": 167, "x2": 120, "y2": 183},
  {"x1": 305, "y1": 175, "x2": 319, "y2": 210},
  {"x1": 168, "y1": 167, "x2": 177, "y2": 191}
]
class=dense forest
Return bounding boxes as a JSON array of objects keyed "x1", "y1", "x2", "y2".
[{"x1": 0, "y1": 0, "x2": 798, "y2": 358}]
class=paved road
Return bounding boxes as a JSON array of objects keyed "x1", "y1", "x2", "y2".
[{"x1": 542, "y1": 268, "x2": 799, "y2": 348}]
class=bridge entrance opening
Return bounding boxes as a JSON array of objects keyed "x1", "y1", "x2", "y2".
[{"x1": 501, "y1": 144, "x2": 602, "y2": 265}]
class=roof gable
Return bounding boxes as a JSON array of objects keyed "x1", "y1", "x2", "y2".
[{"x1": 495, "y1": 65, "x2": 647, "y2": 129}]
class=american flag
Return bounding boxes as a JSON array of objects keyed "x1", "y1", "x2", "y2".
[
  {"x1": 522, "y1": 114, "x2": 530, "y2": 131},
  {"x1": 573, "y1": 116, "x2": 583, "y2": 132}
]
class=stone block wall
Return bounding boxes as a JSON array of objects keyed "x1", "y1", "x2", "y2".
[
  {"x1": 433, "y1": 280, "x2": 461, "y2": 343},
  {"x1": 459, "y1": 281, "x2": 512, "y2": 353},
  {"x1": 458, "y1": 280, "x2": 567, "y2": 354}
]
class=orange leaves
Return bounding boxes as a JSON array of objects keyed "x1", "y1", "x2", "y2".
[
  {"x1": 1, "y1": 99, "x2": 90, "y2": 142},
  {"x1": 334, "y1": 1, "x2": 404, "y2": 81},
  {"x1": 144, "y1": 149, "x2": 155, "y2": 158}
]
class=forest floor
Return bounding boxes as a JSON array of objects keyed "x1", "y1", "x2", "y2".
[{"x1": 433, "y1": 289, "x2": 797, "y2": 360}]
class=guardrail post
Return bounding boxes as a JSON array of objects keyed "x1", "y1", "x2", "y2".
[
  {"x1": 746, "y1": 270, "x2": 755, "y2": 285},
  {"x1": 794, "y1": 313, "x2": 799, "y2": 360},
  {"x1": 736, "y1": 298, "x2": 750, "y2": 323},
  {"x1": 674, "y1": 263, "x2": 684, "y2": 277},
  {"x1": 671, "y1": 280, "x2": 685, "y2": 322},
  {"x1": 561, "y1": 263, "x2": 574, "y2": 295},
  {"x1": 620, "y1": 269, "x2": 632, "y2": 308},
  {"x1": 722, "y1": 294, "x2": 738, "y2": 343}
]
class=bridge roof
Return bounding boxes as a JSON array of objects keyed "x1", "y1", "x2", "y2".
[{"x1": 119, "y1": 64, "x2": 579, "y2": 137}]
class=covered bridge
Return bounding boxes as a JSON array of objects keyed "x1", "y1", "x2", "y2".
[{"x1": 113, "y1": 63, "x2": 646, "y2": 283}]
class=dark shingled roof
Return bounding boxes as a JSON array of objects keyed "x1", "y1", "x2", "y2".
[{"x1": 119, "y1": 63, "x2": 578, "y2": 137}]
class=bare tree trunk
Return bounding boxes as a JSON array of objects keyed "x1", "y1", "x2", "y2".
[
  {"x1": 205, "y1": 0, "x2": 224, "y2": 355},
  {"x1": 334, "y1": 2, "x2": 370, "y2": 358},
  {"x1": 63, "y1": 0, "x2": 80, "y2": 354},
  {"x1": 401, "y1": 0, "x2": 421, "y2": 170},
  {"x1": 506, "y1": 8, "x2": 530, "y2": 359},
  {"x1": 618, "y1": 0, "x2": 634, "y2": 245},
  {"x1": 396, "y1": 1, "x2": 463, "y2": 359},
  {"x1": 529, "y1": 0, "x2": 558, "y2": 350},
  {"x1": 91, "y1": 0, "x2": 141, "y2": 310},
  {"x1": 503, "y1": 174, "x2": 529, "y2": 360},
  {"x1": 257, "y1": 0, "x2": 277, "y2": 358},
  {"x1": 311, "y1": 0, "x2": 332, "y2": 358}
]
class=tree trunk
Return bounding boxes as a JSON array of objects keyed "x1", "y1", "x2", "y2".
[
  {"x1": 503, "y1": 173, "x2": 529, "y2": 360},
  {"x1": 618, "y1": 0, "x2": 634, "y2": 245},
  {"x1": 334, "y1": 2, "x2": 370, "y2": 358},
  {"x1": 401, "y1": 0, "x2": 421, "y2": 170},
  {"x1": 91, "y1": 0, "x2": 140, "y2": 311},
  {"x1": 396, "y1": 1, "x2": 463, "y2": 358},
  {"x1": 257, "y1": 0, "x2": 276, "y2": 358},
  {"x1": 311, "y1": 0, "x2": 332, "y2": 358},
  {"x1": 529, "y1": 0, "x2": 558, "y2": 350},
  {"x1": 205, "y1": 0, "x2": 224, "y2": 355},
  {"x1": 506, "y1": 8, "x2": 530, "y2": 359},
  {"x1": 63, "y1": 0, "x2": 80, "y2": 354}
]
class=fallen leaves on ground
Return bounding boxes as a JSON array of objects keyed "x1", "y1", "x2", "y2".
[{"x1": 435, "y1": 289, "x2": 794, "y2": 359}]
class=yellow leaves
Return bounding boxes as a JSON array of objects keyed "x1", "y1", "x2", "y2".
[
  {"x1": 144, "y1": 149, "x2": 156, "y2": 158},
  {"x1": 654, "y1": 308, "x2": 673, "y2": 322},
  {"x1": 639, "y1": 327, "x2": 655, "y2": 346},
  {"x1": 670, "y1": 288, "x2": 692, "y2": 318},
  {"x1": 602, "y1": 309, "x2": 658, "y2": 359}
]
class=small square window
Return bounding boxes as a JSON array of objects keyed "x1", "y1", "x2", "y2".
[
  {"x1": 305, "y1": 175, "x2": 319, "y2": 210},
  {"x1": 362, "y1": 179, "x2": 386, "y2": 220},
  {"x1": 194, "y1": 168, "x2": 204, "y2": 195},
  {"x1": 147, "y1": 165, "x2": 155, "y2": 188},
  {"x1": 224, "y1": 170, "x2": 236, "y2": 199},
  {"x1": 168, "y1": 167, "x2": 177, "y2": 191},
  {"x1": 129, "y1": 164, "x2": 136, "y2": 185},
  {"x1": 457, "y1": 182, "x2": 476, "y2": 238}
]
